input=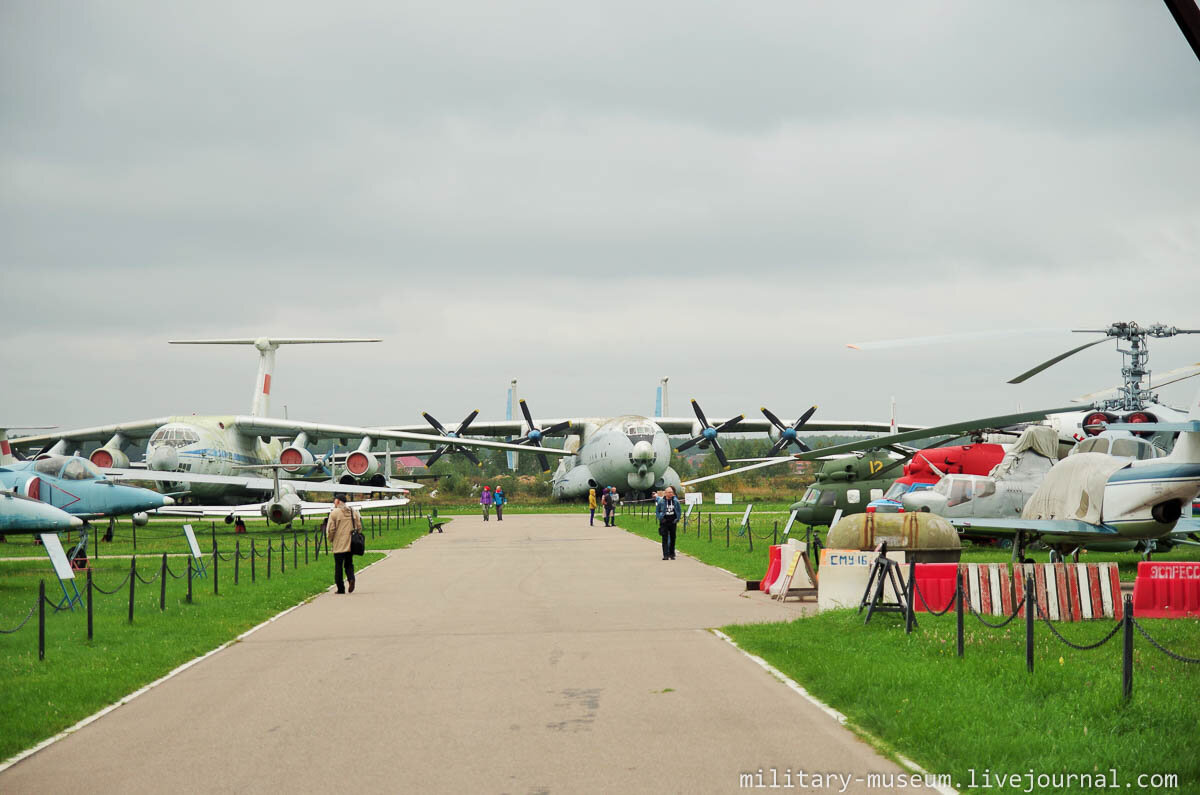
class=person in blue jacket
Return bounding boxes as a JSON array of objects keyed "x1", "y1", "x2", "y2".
[
  {"x1": 655, "y1": 486, "x2": 681, "y2": 560},
  {"x1": 493, "y1": 486, "x2": 507, "y2": 521}
]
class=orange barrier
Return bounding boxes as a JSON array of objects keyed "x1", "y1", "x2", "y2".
[
  {"x1": 1014, "y1": 562, "x2": 1122, "y2": 621},
  {"x1": 758, "y1": 545, "x2": 782, "y2": 592},
  {"x1": 1131, "y1": 561, "x2": 1200, "y2": 618}
]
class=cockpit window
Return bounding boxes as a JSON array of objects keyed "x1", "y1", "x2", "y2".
[
  {"x1": 60, "y1": 458, "x2": 101, "y2": 480},
  {"x1": 801, "y1": 487, "x2": 818, "y2": 504},
  {"x1": 150, "y1": 424, "x2": 201, "y2": 449},
  {"x1": 883, "y1": 482, "x2": 908, "y2": 500},
  {"x1": 35, "y1": 457, "x2": 65, "y2": 476},
  {"x1": 818, "y1": 490, "x2": 837, "y2": 506},
  {"x1": 625, "y1": 424, "x2": 654, "y2": 445}
]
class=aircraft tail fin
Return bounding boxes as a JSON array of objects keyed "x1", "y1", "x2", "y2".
[
  {"x1": 655, "y1": 377, "x2": 669, "y2": 418},
  {"x1": 169, "y1": 337, "x2": 380, "y2": 417},
  {"x1": 0, "y1": 429, "x2": 12, "y2": 466}
]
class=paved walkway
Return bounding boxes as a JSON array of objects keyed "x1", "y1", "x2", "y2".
[{"x1": 1, "y1": 514, "x2": 899, "y2": 794}]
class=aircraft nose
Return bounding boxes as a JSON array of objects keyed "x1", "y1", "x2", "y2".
[
  {"x1": 149, "y1": 445, "x2": 178, "y2": 471},
  {"x1": 161, "y1": 495, "x2": 175, "y2": 507},
  {"x1": 69, "y1": 516, "x2": 84, "y2": 528},
  {"x1": 632, "y1": 441, "x2": 655, "y2": 462}
]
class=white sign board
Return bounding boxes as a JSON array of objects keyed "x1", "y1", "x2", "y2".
[
  {"x1": 817, "y1": 548, "x2": 906, "y2": 612},
  {"x1": 40, "y1": 534, "x2": 76, "y2": 581},
  {"x1": 684, "y1": 492, "x2": 703, "y2": 506},
  {"x1": 685, "y1": 503, "x2": 694, "y2": 518},
  {"x1": 739, "y1": 505, "x2": 753, "y2": 527},
  {"x1": 182, "y1": 524, "x2": 203, "y2": 559},
  {"x1": 781, "y1": 509, "x2": 798, "y2": 537},
  {"x1": 714, "y1": 492, "x2": 733, "y2": 506}
]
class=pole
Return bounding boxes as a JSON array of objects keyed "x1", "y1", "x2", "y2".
[
  {"x1": 280, "y1": 534, "x2": 285, "y2": 575},
  {"x1": 905, "y1": 560, "x2": 916, "y2": 635},
  {"x1": 213, "y1": 545, "x2": 219, "y2": 596},
  {"x1": 127, "y1": 557, "x2": 136, "y2": 624},
  {"x1": 956, "y1": 570, "x2": 964, "y2": 658},
  {"x1": 86, "y1": 568, "x2": 93, "y2": 640},
  {"x1": 267, "y1": 541, "x2": 272, "y2": 580},
  {"x1": 1122, "y1": 595, "x2": 1134, "y2": 701},
  {"x1": 235, "y1": 540, "x2": 240, "y2": 585},
  {"x1": 1025, "y1": 575, "x2": 1034, "y2": 674},
  {"x1": 773, "y1": 521, "x2": 778, "y2": 546},
  {"x1": 304, "y1": 533, "x2": 309, "y2": 565},
  {"x1": 187, "y1": 556, "x2": 193, "y2": 603},
  {"x1": 38, "y1": 580, "x2": 45, "y2": 661},
  {"x1": 160, "y1": 553, "x2": 167, "y2": 611},
  {"x1": 725, "y1": 518, "x2": 730, "y2": 547},
  {"x1": 251, "y1": 540, "x2": 256, "y2": 582},
  {"x1": 293, "y1": 531, "x2": 297, "y2": 569}
]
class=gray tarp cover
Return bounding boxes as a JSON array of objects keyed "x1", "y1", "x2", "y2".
[
  {"x1": 1022, "y1": 452, "x2": 1129, "y2": 524},
  {"x1": 989, "y1": 426, "x2": 1060, "y2": 480}
]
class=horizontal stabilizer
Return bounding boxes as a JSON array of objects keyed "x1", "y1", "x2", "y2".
[{"x1": 169, "y1": 338, "x2": 380, "y2": 345}]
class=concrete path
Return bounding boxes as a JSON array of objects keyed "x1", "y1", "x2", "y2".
[{"x1": 2, "y1": 514, "x2": 900, "y2": 794}]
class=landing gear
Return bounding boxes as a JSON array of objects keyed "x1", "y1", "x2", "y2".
[
  {"x1": 103, "y1": 517, "x2": 115, "y2": 543},
  {"x1": 1049, "y1": 548, "x2": 1063, "y2": 564},
  {"x1": 1139, "y1": 540, "x2": 1157, "y2": 562}
]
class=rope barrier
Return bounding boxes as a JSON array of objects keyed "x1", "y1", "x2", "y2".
[
  {"x1": 0, "y1": 603, "x2": 36, "y2": 634},
  {"x1": 92, "y1": 572, "x2": 133, "y2": 595},
  {"x1": 1131, "y1": 618, "x2": 1200, "y2": 664},
  {"x1": 1033, "y1": 598, "x2": 1123, "y2": 651}
]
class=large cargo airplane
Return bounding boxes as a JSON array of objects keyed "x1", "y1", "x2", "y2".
[{"x1": 11, "y1": 338, "x2": 569, "y2": 503}]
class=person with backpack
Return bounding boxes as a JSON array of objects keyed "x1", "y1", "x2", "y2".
[
  {"x1": 493, "y1": 486, "x2": 507, "y2": 521},
  {"x1": 480, "y1": 485, "x2": 493, "y2": 521},
  {"x1": 602, "y1": 487, "x2": 616, "y2": 527},
  {"x1": 655, "y1": 486, "x2": 681, "y2": 560},
  {"x1": 326, "y1": 494, "x2": 359, "y2": 593}
]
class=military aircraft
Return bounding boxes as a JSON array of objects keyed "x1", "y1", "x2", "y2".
[
  {"x1": 0, "y1": 452, "x2": 175, "y2": 525},
  {"x1": 10, "y1": 338, "x2": 569, "y2": 502},
  {"x1": 1, "y1": 490, "x2": 83, "y2": 534},
  {"x1": 384, "y1": 394, "x2": 924, "y2": 499},
  {"x1": 155, "y1": 465, "x2": 408, "y2": 527},
  {"x1": 941, "y1": 387, "x2": 1200, "y2": 562}
]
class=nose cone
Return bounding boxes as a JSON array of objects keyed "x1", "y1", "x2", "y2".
[
  {"x1": 161, "y1": 495, "x2": 175, "y2": 507},
  {"x1": 632, "y1": 440, "x2": 655, "y2": 463},
  {"x1": 149, "y1": 445, "x2": 178, "y2": 471},
  {"x1": 69, "y1": 515, "x2": 84, "y2": 528}
]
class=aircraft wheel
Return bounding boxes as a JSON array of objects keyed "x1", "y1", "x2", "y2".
[
  {"x1": 1048, "y1": 549, "x2": 1062, "y2": 564},
  {"x1": 999, "y1": 539, "x2": 1012, "y2": 550}
]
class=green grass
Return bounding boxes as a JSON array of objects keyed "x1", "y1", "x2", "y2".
[
  {"x1": 0, "y1": 542, "x2": 393, "y2": 763},
  {"x1": 0, "y1": 511, "x2": 438, "y2": 559},
  {"x1": 724, "y1": 610, "x2": 1200, "y2": 793},
  {"x1": 616, "y1": 514, "x2": 1200, "y2": 582}
]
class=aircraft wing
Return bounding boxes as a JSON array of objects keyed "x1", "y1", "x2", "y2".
[
  {"x1": 949, "y1": 517, "x2": 1121, "y2": 544},
  {"x1": 652, "y1": 417, "x2": 926, "y2": 435},
  {"x1": 104, "y1": 468, "x2": 420, "y2": 494},
  {"x1": 230, "y1": 417, "x2": 572, "y2": 457},
  {"x1": 375, "y1": 420, "x2": 568, "y2": 437},
  {"x1": 12, "y1": 418, "x2": 175, "y2": 450},
  {"x1": 300, "y1": 497, "x2": 410, "y2": 516},
  {"x1": 156, "y1": 496, "x2": 410, "y2": 520},
  {"x1": 683, "y1": 405, "x2": 1082, "y2": 486}
]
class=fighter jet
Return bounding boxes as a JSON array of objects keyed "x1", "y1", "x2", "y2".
[{"x1": 0, "y1": 490, "x2": 83, "y2": 534}]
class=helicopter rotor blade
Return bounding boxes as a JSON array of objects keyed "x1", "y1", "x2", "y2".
[{"x1": 1008, "y1": 337, "x2": 1111, "y2": 384}]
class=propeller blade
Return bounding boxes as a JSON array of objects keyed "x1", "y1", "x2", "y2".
[
  {"x1": 422, "y1": 412, "x2": 448, "y2": 435},
  {"x1": 675, "y1": 436, "x2": 701, "y2": 453},
  {"x1": 795, "y1": 439, "x2": 811, "y2": 453},
  {"x1": 1008, "y1": 337, "x2": 1110, "y2": 384},
  {"x1": 760, "y1": 407, "x2": 788, "y2": 432},
  {"x1": 792, "y1": 405, "x2": 818, "y2": 431},
  {"x1": 715, "y1": 414, "x2": 745, "y2": 433},
  {"x1": 536, "y1": 452, "x2": 550, "y2": 473},
  {"x1": 519, "y1": 399, "x2": 536, "y2": 431},
  {"x1": 424, "y1": 445, "x2": 450, "y2": 468},
  {"x1": 711, "y1": 441, "x2": 730, "y2": 470},
  {"x1": 456, "y1": 409, "x2": 480, "y2": 435},
  {"x1": 766, "y1": 437, "x2": 789, "y2": 457},
  {"x1": 456, "y1": 445, "x2": 481, "y2": 468},
  {"x1": 690, "y1": 399, "x2": 710, "y2": 429},
  {"x1": 540, "y1": 421, "x2": 571, "y2": 436}
]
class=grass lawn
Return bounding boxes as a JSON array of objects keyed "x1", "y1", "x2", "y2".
[
  {"x1": 724, "y1": 609, "x2": 1200, "y2": 793},
  {"x1": 0, "y1": 539, "x2": 395, "y2": 763}
]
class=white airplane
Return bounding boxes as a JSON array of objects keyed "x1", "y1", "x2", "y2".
[{"x1": 12, "y1": 338, "x2": 569, "y2": 502}]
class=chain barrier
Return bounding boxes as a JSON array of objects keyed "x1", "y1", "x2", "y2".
[
  {"x1": 968, "y1": 598, "x2": 1027, "y2": 629},
  {"x1": 1032, "y1": 598, "x2": 1122, "y2": 651},
  {"x1": 910, "y1": 577, "x2": 957, "y2": 617},
  {"x1": 41, "y1": 593, "x2": 73, "y2": 613},
  {"x1": 1131, "y1": 618, "x2": 1200, "y2": 664},
  {"x1": 163, "y1": 560, "x2": 187, "y2": 579},
  {"x1": 0, "y1": 603, "x2": 37, "y2": 634},
  {"x1": 92, "y1": 572, "x2": 133, "y2": 595},
  {"x1": 216, "y1": 551, "x2": 233, "y2": 562},
  {"x1": 133, "y1": 569, "x2": 160, "y2": 585}
]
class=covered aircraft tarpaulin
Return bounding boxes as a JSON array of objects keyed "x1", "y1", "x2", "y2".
[
  {"x1": 1022, "y1": 452, "x2": 1129, "y2": 525},
  {"x1": 989, "y1": 425, "x2": 1060, "y2": 480}
]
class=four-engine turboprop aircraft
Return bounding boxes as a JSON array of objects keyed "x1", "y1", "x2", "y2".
[{"x1": 10, "y1": 338, "x2": 569, "y2": 502}]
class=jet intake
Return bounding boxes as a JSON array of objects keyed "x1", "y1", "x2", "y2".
[
  {"x1": 90, "y1": 446, "x2": 130, "y2": 470},
  {"x1": 345, "y1": 451, "x2": 379, "y2": 479},
  {"x1": 279, "y1": 445, "x2": 314, "y2": 473}
]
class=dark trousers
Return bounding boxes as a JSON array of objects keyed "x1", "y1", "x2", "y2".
[
  {"x1": 604, "y1": 507, "x2": 615, "y2": 526},
  {"x1": 334, "y1": 552, "x2": 355, "y2": 593},
  {"x1": 496, "y1": 505, "x2": 504, "y2": 521},
  {"x1": 589, "y1": 508, "x2": 596, "y2": 525},
  {"x1": 660, "y1": 521, "x2": 677, "y2": 559}
]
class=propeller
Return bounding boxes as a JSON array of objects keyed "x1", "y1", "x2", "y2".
[
  {"x1": 674, "y1": 399, "x2": 745, "y2": 470},
  {"x1": 761, "y1": 405, "x2": 817, "y2": 456},
  {"x1": 510, "y1": 399, "x2": 570, "y2": 473},
  {"x1": 422, "y1": 409, "x2": 482, "y2": 468}
]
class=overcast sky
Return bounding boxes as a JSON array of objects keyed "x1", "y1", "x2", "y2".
[{"x1": 3, "y1": 1, "x2": 1198, "y2": 434}]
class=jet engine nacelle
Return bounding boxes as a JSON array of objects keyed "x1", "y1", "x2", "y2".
[
  {"x1": 551, "y1": 465, "x2": 598, "y2": 499},
  {"x1": 344, "y1": 450, "x2": 379, "y2": 480},
  {"x1": 90, "y1": 447, "x2": 130, "y2": 470},
  {"x1": 131, "y1": 512, "x2": 149, "y2": 527},
  {"x1": 279, "y1": 445, "x2": 315, "y2": 473},
  {"x1": 263, "y1": 494, "x2": 302, "y2": 526}
]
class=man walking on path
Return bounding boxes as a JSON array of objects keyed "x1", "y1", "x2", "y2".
[
  {"x1": 656, "y1": 486, "x2": 681, "y2": 560},
  {"x1": 480, "y1": 485, "x2": 493, "y2": 521},
  {"x1": 326, "y1": 494, "x2": 357, "y2": 593},
  {"x1": 493, "y1": 486, "x2": 507, "y2": 521}
]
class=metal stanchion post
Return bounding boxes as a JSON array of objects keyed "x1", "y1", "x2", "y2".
[
  {"x1": 268, "y1": 541, "x2": 272, "y2": 579},
  {"x1": 1025, "y1": 576, "x2": 1035, "y2": 673},
  {"x1": 905, "y1": 560, "x2": 916, "y2": 635},
  {"x1": 187, "y1": 556, "x2": 193, "y2": 603},
  {"x1": 280, "y1": 534, "x2": 285, "y2": 574},
  {"x1": 251, "y1": 539, "x2": 256, "y2": 582},
  {"x1": 1122, "y1": 595, "x2": 1134, "y2": 701},
  {"x1": 293, "y1": 531, "x2": 297, "y2": 569},
  {"x1": 132, "y1": 521, "x2": 137, "y2": 550},
  {"x1": 214, "y1": 546, "x2": 219, "y2": 595},
  {"x1": 86, "y1": 568, "x2": 93, "y2": 640},
  {"x1": 725, "y1": 518, "x2": 730, "y2": 547},
  {"x1": 304, "y1": 533, "x2": 309, "y2": 565},
  {"x1": 773, "y1": 521, "x2": 778, "y2": 545},
  {"x1": 160, "y1": 554, "x2": 167, "y2": 611},
  {"x1": 956, "y1": 571, "x2": 965, "y2": 658},
  {"x1": 128, "y1": 557, "x2": 136, "y2": 623},
  {"x1": 38, "y1": 580, "x2": 45, "y2": 661}
]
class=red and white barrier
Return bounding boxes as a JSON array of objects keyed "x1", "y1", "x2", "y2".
[
  {"x1": 962, "y1": 563, "x2": 1015, "y2": 617},
  {"x1": 1131, "y1": 561, "x2": 1200, "y2": 618},
  {"x1": 759, "y1": 545, "x2": 782, "y2": 593},
  {"x1": 1014, "y1": 562, "x2": 1123, "y2": 621}
]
